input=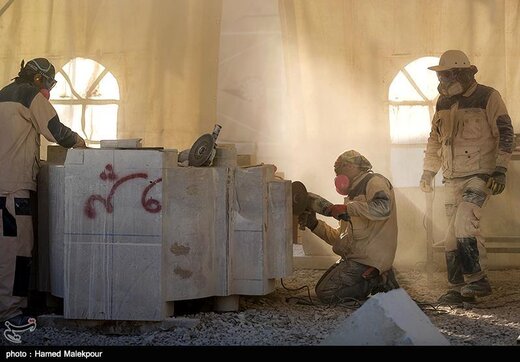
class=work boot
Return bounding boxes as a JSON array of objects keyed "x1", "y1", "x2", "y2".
[
  {"x1": 460, "y1": 278, "x2": 492, "y2": 298},
  {"x1": 445, "y1": 251, "x2": 464, "y2": 285},
  {"x1": 383, "y1": 268, "x2": 400, "y2": 290},
  {"x1": 2, "y1": 314, "x2": 35, "y2": 328},
  {"x1": 370, "y1": 268, "x2": 400, "y2": 294},
  {"x1": 437, "y1": 290, "x2": 476, "y2": 306}
]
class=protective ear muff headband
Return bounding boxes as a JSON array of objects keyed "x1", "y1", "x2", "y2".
[
  {"x1": 26, "y1": 60, "x2": 56, "y2": 90},
  {"x1": 25, "y1": 59, "x2": 53, "y2": 74}
]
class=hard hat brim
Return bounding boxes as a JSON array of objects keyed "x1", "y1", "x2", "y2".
[{"x1": 428, "y1": 64, "x2": 471, "y2": 71}]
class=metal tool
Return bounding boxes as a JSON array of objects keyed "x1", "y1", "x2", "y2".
[
  {"x1": 291, "y1": 180, "x2": 349, "y2": 230},
  {"x1": 188, "y1": 124, "x2": 222, "y2": 167},
  {"x1": 292, "y1": 181, "x2": 308, "y2": 217}
]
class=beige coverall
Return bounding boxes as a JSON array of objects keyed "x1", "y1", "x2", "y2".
[
  {"x1": 423, "y1": 82, "x2": 514, "y2": 287},
  {"x1": 311, "y1": 171, "x2": 398, "y2": 303},
  {"x1": 0, "y1": 81, "x2": 81, "y2": 321}
]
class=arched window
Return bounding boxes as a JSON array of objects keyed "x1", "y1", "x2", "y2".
[
  {"x1": 50, "y1": 58, "x2": 119, "y2": 147},
  {"x1": 389, "y1": 56, "x2": 439, "y2": 144},
  {"x1": 388, "y1": 57, "x2": 442, "y2": 187}
]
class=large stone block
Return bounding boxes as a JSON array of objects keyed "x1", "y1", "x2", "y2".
[
  {"x1": 163, "y1": 167, "x2": 229, "y2": 300},
  {"x1": 266, "y1": 180, "x2": 292, "y2": 278},
  {"x1": 229, "y1": 165, "x2": 277, "y2": 295},
  {"x1": 63, "y1": 149, "x2": 176, "y2": 321},
  {"x1": 40, "y1": 146, "x2": 292, "y2": 321}
]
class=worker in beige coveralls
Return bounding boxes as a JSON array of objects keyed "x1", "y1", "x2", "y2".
[
  {"x1": 420, "y1": 50, "x2": 514, "y2": 305},
  {"x1": 299, "y1": 150, "x2": 399, "y2": 304},
  {"x1": 0, "y1": 58, "x2": 86, "y2": 326}
]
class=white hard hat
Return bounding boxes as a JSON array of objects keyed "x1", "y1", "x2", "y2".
[{"x1": 428, "y1": 50, "x2": 472, "y2": 71}]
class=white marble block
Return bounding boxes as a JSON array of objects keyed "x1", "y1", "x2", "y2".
[
  {"x1": 41, "y1": 147, "x2": 292, "y2": 321},
  {"x1": 267, "y1": 180, "x2": 293, "y2": 278},
  {"x1": 229, "y1": 165, "x2": 276, "y2": 295},
  {"x1": 63, "y1": 149, "x2": 176, "y2": 321},
  {"x1": 37, "y1": 164, "x2": 66, "y2": 297},
  {"x1": 163, "y1": 167, "x2": 229, "y2": 300}
]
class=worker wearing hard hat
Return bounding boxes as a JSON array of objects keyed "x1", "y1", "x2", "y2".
[
  {"x1": 420, "y1": 50, "x2": 515, "y2": 305},
  {"x1": 0, "y1": 58, "x2": 87, "y2": 326}
]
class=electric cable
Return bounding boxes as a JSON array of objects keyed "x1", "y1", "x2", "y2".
[{"x1": 280, "y1": 278, "x2": 315, "y2": 306}]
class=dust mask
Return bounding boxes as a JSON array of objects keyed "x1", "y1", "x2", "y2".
[
  {"x1": 335, "y1": 174, "x2": 350, "y2": 195},
  {"x1": 438, "y1": 81, "x2": 464, "y2": 97}
]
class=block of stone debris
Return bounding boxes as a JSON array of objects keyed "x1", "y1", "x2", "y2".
[{"x1": 322, "y1": 288, "x2": 450, "y2": 345}]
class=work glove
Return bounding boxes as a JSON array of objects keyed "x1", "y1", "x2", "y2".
[
  {"x1": 419, "y1": 170, "x2": 436, "y2": 193},
  {"x1": 327, "y1": 204, "x2": 350, "y2": 221},
  {"x1": 298, "y1": 210, "x2": 318, "y2": 231},
  {"x1": 486, "y1": 167, "x2": 507, "y2": 195},
  {"x1": 73, "y1": 134, "x2": 87, "y2": 148}
]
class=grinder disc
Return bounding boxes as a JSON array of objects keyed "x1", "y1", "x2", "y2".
[
  {"x1": 188, "y1": 133, "x2": 216, "y2": 167},
  {"x1": 291, "y1": 181, "x2": 308, "y2": 215}
]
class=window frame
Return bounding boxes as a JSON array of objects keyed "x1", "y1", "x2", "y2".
[
  {"x1": 388, "y1": 57, "x2": 440, "y2": 146},
  {"x1": 50, "y1": 58, "x2": 120, "y2": 147}
]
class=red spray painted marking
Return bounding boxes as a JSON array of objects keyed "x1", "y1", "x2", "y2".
[
  {"x1": 142, "y1": 177, "x2": 162, "y2": 213},
  {"x1": 85, "y1": 164, "x2": 163, "y2": 219}
]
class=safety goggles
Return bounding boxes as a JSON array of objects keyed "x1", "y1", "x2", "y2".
[
  {"x1": 39, "y1": 72, "x2": 57, "y2": 90},
  {"x1": 436, "y1": 69, "x2": 459, "y2": 82},
  {"x1": 25, "y1": 60, "x2": 57, "y2": 90},
  {"x1": 334, "y1": 161, "x2": 350, "y2": 175}
]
